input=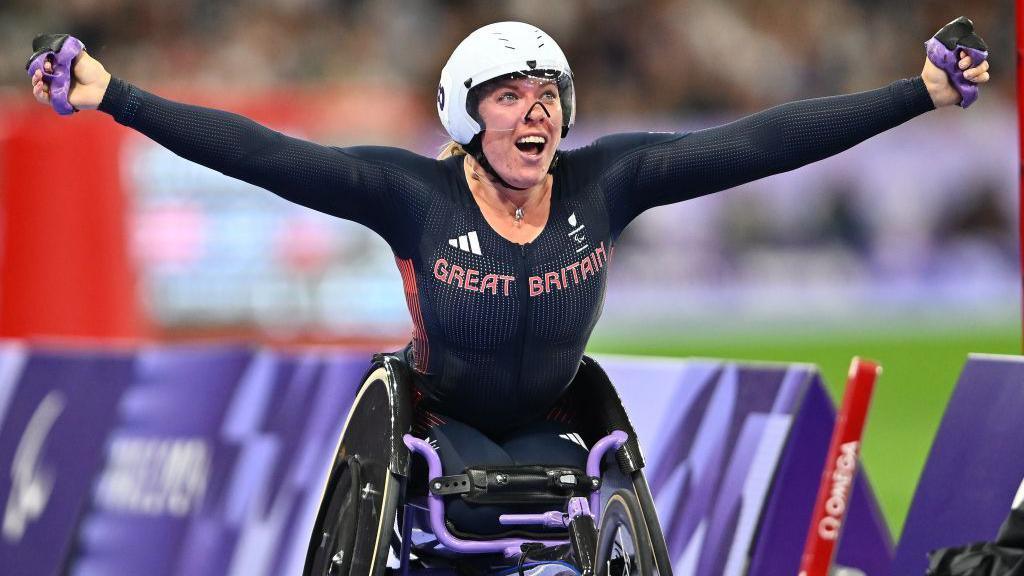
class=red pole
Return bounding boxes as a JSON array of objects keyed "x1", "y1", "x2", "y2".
[
  {"x1": 798, "y1": 358, "x2": 881, "y2": 576},
  {"x1": 1018, "y1": 0, "x2": 1024, "y2": 352}
]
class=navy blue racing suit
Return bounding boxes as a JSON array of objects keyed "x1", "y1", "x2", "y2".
[{"x1": 99, "y1": 77, "x2": 934, "y2": 436}]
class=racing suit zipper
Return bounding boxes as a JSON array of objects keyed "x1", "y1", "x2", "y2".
[{"x1": 514, "y1": 243, "x2": 530, "y2": 391}]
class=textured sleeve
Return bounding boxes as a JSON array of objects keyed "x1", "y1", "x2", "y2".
[
  {"x1": 98, "y1": 77, "x2": 434, "y2": 254},
  {"x1": 601, "y1": 77, "x2": 935, "y2": 233}
]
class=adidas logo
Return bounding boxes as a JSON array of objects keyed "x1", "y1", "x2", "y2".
[
  {"x1": 558, "y1": 432, "x2": 587, "y2": 449},
  {"x1": 448, "y1": 231, "x2": 482, "y2": 255}
]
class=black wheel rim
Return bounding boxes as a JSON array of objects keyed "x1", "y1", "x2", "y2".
[
  {"x1": 310, "y1": 457, "x2": 362, "y2": 576},
  {"x1": 604, "y1": 521, "x2": 638, "y2": 576},
  {"x1": 596, "y1": 492, "x2": 647, "y2": 576}
]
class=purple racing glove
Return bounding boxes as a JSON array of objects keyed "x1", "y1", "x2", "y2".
[
  {"x1": 25, "y1": 34, "x2": 85, "y2": 116},
  {"x1": 925, "y1": 16, "x2": 988, "y2": 109}
]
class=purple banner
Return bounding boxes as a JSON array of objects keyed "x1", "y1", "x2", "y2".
[
  {"x1": 69, "y1": 345, "x2": 255, "y2": 576},
  {"x1": 68, "y1": 346, "x2": 369, "y2": 576},
  {"x1": 892, "y1": 354, "x2": 1024, "y2": 576},
  {"x1": 604, "y1": 357, "x2": 891, "y2": 575},
  {"x1": 0, "y1": 347, "x2": 135, "y2": 576},
  {"x1": 748, "y1": 375, "x2": 891, "y2": 575},
  {"x1": 1, "y1": 346, "x2": 897, "y2": 575}
]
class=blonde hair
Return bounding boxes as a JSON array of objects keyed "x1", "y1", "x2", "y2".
[{"x1": 437, "y1": 140, "x2": 468, "y2": 160}]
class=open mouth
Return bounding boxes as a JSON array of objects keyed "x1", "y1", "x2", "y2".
[{"x1": 515, "y1": 135, "x2": 547, "y2": 157}]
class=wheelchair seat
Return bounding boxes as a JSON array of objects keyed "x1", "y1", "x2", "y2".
[
  {"x1": 304, "y1": 352, "x2": 673, "y2": 576},
  {"x1": 418, "y1": 416, "x2": 592, "y2": 539}
]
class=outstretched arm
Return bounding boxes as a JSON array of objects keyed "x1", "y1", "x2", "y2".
[
  {"x1": 604, "y1": 51, "x2": 990, "y2": 231},
  {"x1": 30, "y1": 51, "x2": 434, "y2": 253}
]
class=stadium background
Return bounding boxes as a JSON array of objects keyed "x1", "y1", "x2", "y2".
[{"x1": 0, "y1": 0, "x2": 1017, "y2": 539}]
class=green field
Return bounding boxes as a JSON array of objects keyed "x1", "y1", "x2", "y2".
[{"x1": 587, "y1": 323, "x2": 1020, "y2": 539}]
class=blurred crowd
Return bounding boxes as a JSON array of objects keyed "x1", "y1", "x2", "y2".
[
  {"x1": 0, "y1": 0, "x2": 1013, "y2": 115},
  {"x1": 0, "y1": 0, "x2": 1016, "y2": 336}
]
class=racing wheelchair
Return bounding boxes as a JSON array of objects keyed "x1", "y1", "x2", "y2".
[{"x1": 304, "y1": 351, "x2": 673, "y2": 575}]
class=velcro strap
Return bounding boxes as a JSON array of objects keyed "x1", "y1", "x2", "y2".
[
  {"x1": 25, "y1": 34, "x2": 70, "y2": 70},
  {"x1": 433, "y1": 466, "x2": 598, "y2": 505}
]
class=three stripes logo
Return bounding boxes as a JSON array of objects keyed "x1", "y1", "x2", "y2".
[
  {"x1": 447, "y1": 216, "x2": 589, "y2": 256},
  {"x1": 448, "y1": 231, "x2": 482, "y2": 255}
]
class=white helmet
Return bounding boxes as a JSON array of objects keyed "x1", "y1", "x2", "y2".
[{"x1": 438, "y1": 22, "x2": 575, "y2": 145}]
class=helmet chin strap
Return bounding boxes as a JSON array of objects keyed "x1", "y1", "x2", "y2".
[
  {"x1": 465, "y1": 135, "x2": 529, "y2": 192},
  {"x1": 467, "y1": 101, "x2": 558, "y2": 193}
]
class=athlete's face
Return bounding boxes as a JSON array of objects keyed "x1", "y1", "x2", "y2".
[{"x1": 476, "y1": 77, "x2": 563, "y2": 189}]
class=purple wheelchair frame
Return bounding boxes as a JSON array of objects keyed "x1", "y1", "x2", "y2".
[
  {"x1": 303, "y1": 351, "x2": 672, "y2": 575},
  {"x1": 403, "y1": 430, "x2": 628, "y2": 559}
]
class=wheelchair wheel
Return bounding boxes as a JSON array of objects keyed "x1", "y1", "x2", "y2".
[
  {"x1": 307, "y1": 456, "x2": 362, "y2": 576},
  {"x1": 595, "y1": 490, "x2": 655, "y2": 576},
  {"x1": 305, "y1": 361, "x2": 409, "y2": 576}
]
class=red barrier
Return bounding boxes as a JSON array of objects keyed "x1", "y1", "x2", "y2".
[
  {"x1": 0, "y1": 85, "x2": 427, "y2": 342},
  {"x1": 798, "y1": 357, "x2": 880, "y2": 576},
  {"x1": 1018, "y1": 2, "x2": 1024, "y2": 352},
  {"x1": 0, "y1": 103, "x2": 143, "y2": 339}
]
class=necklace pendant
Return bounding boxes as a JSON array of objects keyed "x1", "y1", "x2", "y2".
[{"x1": 514, "y1": 207, "x2": 524, "y2": 222}]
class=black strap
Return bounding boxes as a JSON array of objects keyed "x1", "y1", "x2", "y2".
[
  {"x1": 464, "y1": 135, "x2": 528, "y2": 191},
  {"x1": 25, "y1": 33, "x2": 70, "y2": 70},
  {"x1": 517, "y1": 542, "x2": 545, "y2": 576},
  {"x1": 463, "y1": 134, "x2": 561, "y2": 193},
  {"x1": 433, "y1": 466, "x2": 596, "y2": 505},
  {"x1": 933, "y1": 16, "x2": 988, "y2": 52}
]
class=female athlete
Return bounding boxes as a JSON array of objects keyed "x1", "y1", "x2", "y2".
[{"x1": 29, "y1": 20, "x2": 990, "y2": 538}]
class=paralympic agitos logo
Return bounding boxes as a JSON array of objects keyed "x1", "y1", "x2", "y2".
[{"x1": 2, "y1": 391, "x2": 65, "y2": 543}]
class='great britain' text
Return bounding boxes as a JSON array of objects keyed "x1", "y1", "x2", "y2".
[{"x1": 432, "y1": 242, "x2": 611, "y2": 298}]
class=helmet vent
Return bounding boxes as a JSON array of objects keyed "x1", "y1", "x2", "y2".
[
  {"x1": 526, "y1": 60, "x2": 537, "y2": 69},
  {"x1": 464, "y1": 78, "x2": 472, "y2": 89}
]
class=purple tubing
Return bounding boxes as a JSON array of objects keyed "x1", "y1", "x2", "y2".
[
  {"x1": 925, "y1": 37, "x2": 987, "y2": 109},
  {"x1": 26, "y1": 36, "x2": 84, "y2": 116},
  {"x1": 499, "y1": 511, "x2": 567, "y2": 529},
  {"x1": 587, "y1": 430, "x2": 628, "y2": 520},
  {"x1": 567, "y1": 497, "x2": 592, "y2": 522},
  {"x1": 402, "y1": 429, "x2": 629, "y2": 556},
  {"x1": 401, "y1": 428, "x2": 626, "y2": 553},
  {"x1": 403, "y1": 434, "x2": 569, "y2": 555}
]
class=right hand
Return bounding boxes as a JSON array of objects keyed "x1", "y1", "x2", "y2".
[
  {"x1": 30, "y1": 50, "x2": 111, "y2": 111},
  {"x1": 921, "y1": 50, "x2": 990, "y2": 108}
]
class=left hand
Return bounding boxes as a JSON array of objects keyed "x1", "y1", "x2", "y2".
[
  {"x1": 922, "y1": 51, "x2": 991, "y2": 108},
  {"x1": 31, "y1": 50, "x2": 110, "y2": 112}
]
